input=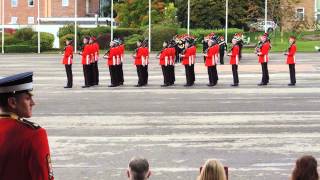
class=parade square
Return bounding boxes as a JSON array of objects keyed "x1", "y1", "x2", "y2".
[{"x1": 1, "y1": 53, "x2": 319, "y2": 180}]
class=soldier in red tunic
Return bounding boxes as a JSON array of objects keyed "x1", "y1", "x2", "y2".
[
  {"x1": 168, "y1": 40, "x2": 176, "y2": 86},
  {"x1": 256, "y1": 33, "x2": 271, "y2": 86},
  {"x1": 117, "y1": 39, "x2": 125, "y2": 85},
  {"x1": 285, "y1": 36, "x2": 297, "y2": 86},
  {"x1": 90, "y1": 36, "x2": 100, "y2": 86},
  {"x1": 61, "y1": 37, "x2": 73, "y2": 88},
  {"x1": 133, "y1": 39, "x2": 149, "y2": 87},
  {"x1": 104, "y1": 40, "x2": 120, "y2": 87},
  {"x1": 80, "y1": 36, "x2": 93, "y2": 88},
  {"x1": 0, "y1": 72, "x2": 54, "y2": 180},
  {"x1": 204, "y1": 37, "x2": 219, "y2": 86},
  {"x1": 181, "y1": 39, "x2": 196, "y2": 87},
  {"x1": 228, "y1": 38, "x2": 240, "y2": 86},
  {"x1": 158, "y1": 41, "x2": 171, "y2": 87}
]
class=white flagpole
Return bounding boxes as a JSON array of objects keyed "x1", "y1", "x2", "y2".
[
  {"x1": 1, "y1": 0, "x2": 4, "y2": 54},
  {"x1": 37, "y1": 0, "x2": 40, "y2": 53},
  {"x1": 148, "y1": 0, "x2": 151, "y2": 52},
  {"x1": 111, "y1": 0, "x2": 114, "y2": 40},
  {"x1": 225, "y1": 0, "x2": 228, "y2": 44},
  {"x1": 74, "y1": 0, "x2": 77, "y2": 53},
  {"x1": 187, "y1": 0, "x2": 190, "y2": 35},
  {"x1": 265, "y1": 0, "x2": 268, "y2": 33}
]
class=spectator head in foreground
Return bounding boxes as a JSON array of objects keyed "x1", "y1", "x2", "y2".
[
  {"x1": 198, "y1": 159, "x2": 227, "y2": 180},
  {"x1": 292, "y1": 155, "x2": 319, "y2": 180},
  {"x1": 127, "y1": 157, "x2": 151, "y2": 180}
]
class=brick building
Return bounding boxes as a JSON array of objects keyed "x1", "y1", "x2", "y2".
[
  {"x1": 281, "y1": 0, "x2": 320, "y2": 29},
  {"x1": 0, "y1": 0, "x2": 103, "y2": 25}
]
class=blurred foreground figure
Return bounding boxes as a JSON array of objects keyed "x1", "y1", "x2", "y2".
[{"x1": 0, "y1": 72, "x2": 54, "y2": 180}]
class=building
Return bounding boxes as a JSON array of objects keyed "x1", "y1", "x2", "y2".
[
  {"x1": 0, "y1": 0, "x2": 105, "y2": 25},
  {"x1": 281, "y1": 0, "x2": 320, "y2": 30}
]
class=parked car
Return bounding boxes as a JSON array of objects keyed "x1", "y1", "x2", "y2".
[{"x1": 249, "y1": 21, "x2": 278, "y2": 32}]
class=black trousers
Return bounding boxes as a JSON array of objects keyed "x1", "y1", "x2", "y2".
[
  {"x1": 289, "y1": 64, "x2": 296, "y2": 84},
  {"x1": 232, "y1": 64, "x2": 239, "y2": 84},
  {"x1": 136, "y1": 65, "x2": 148, "y2": 85},
  {"x1": 118, "y1": 63, "x2": 124, "y2": 84},
  {"x1": 185, "y1": 65, "x2": 195, "y2": 85},
  {"x1": 219, "y1": 50, "x2": 225, "y2": 64},
  {"x1": 261, "y1": 62, "x2": 269, "y2": 84},
  {"x1": 207, "y1": 66, "x2": 218, "y2": 85},
  {"x1": 109, "y1": 65, "x2": 119, "y2": 86},
  {"x1": 168, "y1": 65, "x2": 175, "y2": 84},
  {"x1": 92, "y1": 61, "x2": 99, "y2": 85},
  {"x1": 65, "y1": 64, "x2": 73, "y2": 87},
  {"x1": 83, "y1": 65, "x2": 92, "y2": 86},
  {"x1": 142, "y1": 65, "x2": 148, "y2": 85},
  {"x1": 161, "y1": 65, "x2": 170, "y2": 85}
]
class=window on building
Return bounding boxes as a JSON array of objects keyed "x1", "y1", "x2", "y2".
[
  {"x1": 10, "y1": 17, "x2": 18, "y2": 24},
  {"x1": 296, "y1": 8, "x2": 305, "y2": 21},
  {"x1": 62, "y1": 0, "x2": 69, "y2": 6},
  {"x1": 28, "y1": 0, "x2": 34, "y2": 7},
  {"x1": 28, "y1": 17, "x2": 34, "y2": 24},
  {"x1": 11, "y1": 0, "x2": 18, "y2": 7}
]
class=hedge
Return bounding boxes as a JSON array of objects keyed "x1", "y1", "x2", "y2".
[
  {"x1": 177, "y1": 28, "x2": 244, "y2": 44},
  {"x1": 59, "y1": 34, "x2": 75, "y2": 49},
  {"x1": 149, "y1": 26, "x2": 178, "y2": 51},
  {"x1": 1, "y1": 44, "x2": 37, "y2": 53},
  {"x1": 31, "y1": 32, "x2": 55, "y2": 51},
  {"x1": 124, "y1": 34, "x2": 144, "y2": 51},
  {"x1": 14, "y1": 28, "x2": 35, "y2": 41}
]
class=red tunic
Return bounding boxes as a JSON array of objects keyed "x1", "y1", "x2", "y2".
[
  {"x1": 168, "y1": 47, "x2": 176, "y2": 65},
  {"x1": 205, "y1": 44, "x2": 219, "y2": 67},
  {"x1": 182, "y1": 46, "x2": 196, "y2": 66},
  {"x1": 61, "y1": 45, "x2": 73, "y2": 65},
  {"x1": 286, "y1": 44, "x2": 297, "y2": 64},
  {"x1": 119, "y1": 44, "x2": 125, "y2": 63},
  {"x1": 159, "y1": 48, "x2": 170, "y2": 66},
  {"x1": 229, "y1": 45, "x2": 240, "y2": 65},
  {"x1": 81, "y1": 44, "x2": 91, "y2": 65},
  {"x1": 107, "y1": 47, "x2": 118, "y2": 66},
  {"x1": 258, "y1": 42, "x2": 270, "y2": 63},
  {"x1": 0, "y1": 116, "x2": 54, "y2": 180},
  {"x1": 93, "y1": 43, "x2": 100, "y2": 62},
  {"x1": 135, "y1": 47, "x2": 149, "y2": 66}
]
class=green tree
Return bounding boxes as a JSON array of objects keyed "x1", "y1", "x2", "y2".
[{"x1": 114, "y1": 0, "x2": 173, "y2": 28}]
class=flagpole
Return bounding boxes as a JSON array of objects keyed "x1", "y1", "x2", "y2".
[
  {"x1": 225, "y1": 0, "x2": 228, "y2": 44},
  {"x1": 37, "y1": 0, "x2": 40, "y2": 53},
  {"x1": 74, "y1": 0, "x2": 77, "y2": 53},
  {"x1": 265, "y1": 0, "x2": 268, "y2": 33},
  {"x1": 187, "y1": 0, "x2": 190, "y2": 35},
  {"x1": 1, "y1": 0, "x2": 4, "y2": 54},
  {"x1": 111, "y1": 0, "x2": 114, "y2": 40},
  {"x1": 148, "y1": 0, "x2": 151, "y2": 52}
]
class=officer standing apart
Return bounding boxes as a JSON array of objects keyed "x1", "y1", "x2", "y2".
[
  {"x1": 256, "y1": 33, "x2": 271, "y2": 86},
  {"x1": 0, "y1": 72, "x2": 54, "y2": 180},
  {"x1": 285, "y1": 36, "x2": 297, "y2": 86},
  {"x1": 219, "y1": 36, "x2": 227, "y2": 65},
  {"x1": 228, "y1": 38, "x2": 240, "y2": 86},
  {"x1": 204, "y1": 37, "x2": 219, "y2": 86},
  {"x1": 61, "y1": 37, "x2": 73, "y2": 88}
]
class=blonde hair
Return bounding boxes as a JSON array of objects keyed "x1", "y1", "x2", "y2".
[{"x1": 198, "y1": 159, "x2": 227, "y2": 180}]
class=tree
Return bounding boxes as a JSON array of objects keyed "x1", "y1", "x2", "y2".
[
  {"x1": 114, "y1": 0, "x2": 174, "y2": 28},
  {"x1": 175, "y1": 0, "x2": 260, "y2": 29}
]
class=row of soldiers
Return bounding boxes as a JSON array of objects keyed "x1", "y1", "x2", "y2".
[{"x1": 61, "y1": 32, "x2": 297, "y2": 88}]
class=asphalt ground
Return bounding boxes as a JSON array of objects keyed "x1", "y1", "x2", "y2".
[{"x1": 0, "y1": 52, "x2": 319, "y2": 180}]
